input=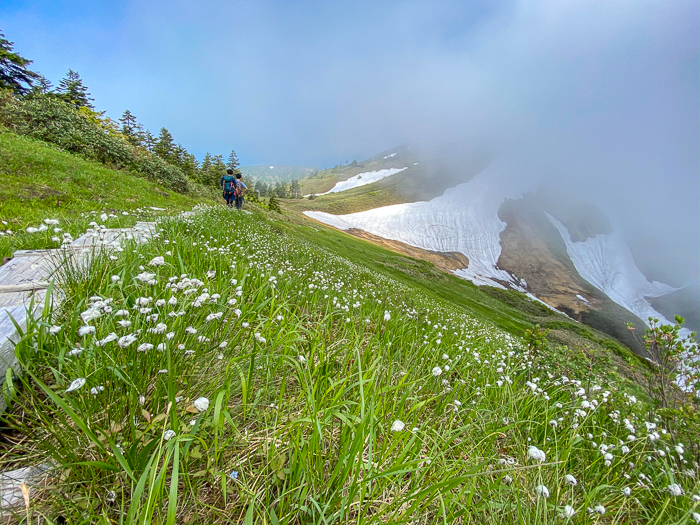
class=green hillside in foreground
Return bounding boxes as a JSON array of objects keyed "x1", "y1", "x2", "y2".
[
  {"x1": 0, "y1": 131, "x2": 216, "y2": 259},
  {"x1": 3, "y1": 205, "x2": 697, "y2": 524}
]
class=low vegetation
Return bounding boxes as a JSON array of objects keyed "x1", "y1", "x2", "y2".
[{"x1": 2, "y1": 205, "x2": 698, "y2": 524}]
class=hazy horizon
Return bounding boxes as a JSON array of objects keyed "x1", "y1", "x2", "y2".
[{"x1": 2, "y1": 0, "x2": 698, "y2": 285}]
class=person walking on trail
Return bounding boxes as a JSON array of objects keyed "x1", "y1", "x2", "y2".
[
  {"x1": 234, "y1": 173, "x2": 248, "y2": 210},
  {"x1": 221, "y1": 169, "x2": 237, "y2": 208}
]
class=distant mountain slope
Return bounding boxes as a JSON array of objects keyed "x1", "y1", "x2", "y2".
[
  {"x1": 240, "y1": 165, "x2": 317, "y2": 184},
  {"x1": 302, "y1": 160, "x2": 694, "y2": 351}
]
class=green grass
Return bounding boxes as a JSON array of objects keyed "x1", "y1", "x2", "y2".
[
  {"x1": 3, "y1": 205, "x2": 698, "y2": 524},
  {"x1": 0, "y1": 131, "x2": 217, "y2": 259}
]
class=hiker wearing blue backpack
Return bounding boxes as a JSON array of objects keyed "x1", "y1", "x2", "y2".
[
  {"x1": 234, "y1": 173, "x2": 248, "y2": 210},
  {"x1": 221, "y1": 169, "x2": 237, "y2": 208}
]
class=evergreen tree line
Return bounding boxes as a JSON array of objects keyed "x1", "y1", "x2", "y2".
[
  {"x1": 0, "y1": 30, "x2": 240, "y2": 192},
  {"x1": 247, "y1": 179, "x2": 303, "y2": 199}
]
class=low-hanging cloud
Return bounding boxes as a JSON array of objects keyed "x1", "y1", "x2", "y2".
[{"x1": 4, "y1": 0, "x2": 698, "y2": 285}]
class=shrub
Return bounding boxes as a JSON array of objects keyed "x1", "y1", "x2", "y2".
[{"x1": 0, "y1": 91, "x2": 189, "y2": 192}]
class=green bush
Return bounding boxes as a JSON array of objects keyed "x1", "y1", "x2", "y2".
[{"x1": 0, "y1": 92, "x2": 189, "y2": 193}]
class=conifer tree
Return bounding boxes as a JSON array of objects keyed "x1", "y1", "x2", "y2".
[
  {"x1": 57, "y1": 69, "x2": 94, "y2": 109},
  {"x1": 0, "y1": 31, "x2": 39, "y2": 94},
  {"x1": 154, "y1": 127, "x2": 175, "y2": 162},
  {"x1": 142, "y1": 130, "x2": 157, "y2": 152},
  {"x1": 119, "y1": 110, "x2": 140, "y2": 145},
  {"x1": 268, "y1": 194, "x2": 282, "y2": 213},
  {"x1": 227, "y1": 150, "x2": 240, "y2": 172},
  {"x1": 289, "y1": 179, "x2": 301, "y2": 199}
]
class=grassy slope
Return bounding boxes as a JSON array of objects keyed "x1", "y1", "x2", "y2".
[
  {"x1": 3, "y1": 205, "x2": 696, "y2": 524},
  {"x1": 275, "y1": 212, "x2": 644, "y2": 375},
  {"x1": 0, "y1": 131, "x2": 216, "y2": 258}
]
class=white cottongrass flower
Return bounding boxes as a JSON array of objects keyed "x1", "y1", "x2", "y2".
[
  {"x1": 49, "y1": 325, "x2": 62, "y2": 335},
  {"x1": 564, "y1": 474, "x2": 577, "y2": 486},
  {"x1": 117, "y1": 320, "x2": 132, "y2": 328},
  {"x1": 115, "y1": 309, "x2": 129, "y2": 317},
  {"x1": 157, "y1": 343, "x2": 166, "y2": 351},
  {"x1": 118, "y1": 334, "x2": 138, "y2": 348},
  {"x1": 137, "y1": 343, "x2": 153, "y2": 352},
  {"x1": 561, "y1": 505, "x2": 576, "y2": 519},
  {"x1": 667, "y1": 483, "x2": 684, "y2": 496},
  {"x1": 166, "y1": 332, "x2": 175, "y2": 340},
  {"x1": 68, "y1": 348, "x2": 83, "y2": 357},
  {"x1": 78, "y1": 325, "x2": 96, "y2": 337},
  {"x1": 168, "y1": 296, "x2": 178, "y2": 305},
  {"x1": 527, "y1": 446, "x2": 546, "y2": 463},
  {"x1": 692, "y1": 512, "x2": 700, "y2": 524},
  {"x1": 227, "y1": 298, "x2": 237, "y2": 306},
  {"x1": 26, "y1": 227, "x2": 39, "y2": 234},
  {"x1": 298, "y1": 355, "x2": 307, "y2": 364},
  {"x1": 219, "y1": 341, "x2": 228, "y2": 348},
  {"x1": 206, "y1": 270, "x2": 216, "y2": 279},
  {"x1": 185, "y1": 326, "x2": 197, "y2": 334},
  {"x1": 383, "y1": 311, "x2": 391, "y2": 322},
  {"x1": 163, "y1": 430, "x2": 176, "y2": 441},
  {"x1": 502, "y1": 475, "x2": 513, "y2": 484},
  {"x1": 80, "y1": 308, "x2": 102, "y2": 323},
  {"x1": 65, "y1": 378, "x2": 86, "y2": 392},
  {"x1": 254, "y1": 333, "x2": 266, "y2": 344},
  {"x1": 206, "y1": 312, "x2": 223, "y2": 322},
  {"x1": 135, "y1": 272, "x2": 156, "y2": 282},
  {"x1": 155, "y1": 299, "x2": 166, "y2": 307},
  {"x1": 622, "y1": 487, "x2": 631, "y2": 497},
  {"x1": 44, "y1": 218, "x2": 59, "y2": 225},
  {"x1": 590, "y1": 505, "x2": 606, "y2": 515},
  {"x1": 390, "y1": 420, "x2": 405, "y2": 432},
  {"x1": 432, "y1": 366, "x2": 442, "y2": 376},
  {"x1": 535, "y1": 485, "x2": 549, "y2": 498},
  {"x1": 193, "y1": 397, "x2": 210, "y2": 412},
  {"x1": 96, "y1": 332, "x2": 118, "y2": 347},
  {"x1": 111, "y1": 275, "x2": 120, "y2": 282},
  {"x1": 148, "y1": 256, "x2": 165, "y2": 266},
  {"x1": 90, "y1": 385, "x2": 105, "y2": 395}
]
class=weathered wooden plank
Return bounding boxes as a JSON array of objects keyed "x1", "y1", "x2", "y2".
[{"x1": 0, "y1": 283, "x2": 50, "y2": 293}]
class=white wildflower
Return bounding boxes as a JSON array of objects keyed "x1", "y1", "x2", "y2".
[
  {"x1": 90, "y1": 385, "x2": 105, "y2": 395},
  {"x1": 65, "y1": 378, "x2": 86, "y2": 392},
  {"x1": 49, "y1": 325, "x2": 62, "y2": 335},
  {"x1": 78, "y1": 325, "x2": 95, "y2": 337},
  {"x1": 561, "y1": 505, "x2": 576, "y2": 519},
  {"x1": 80, "y1": 308, "x2": 102, "y2": 323},
  {"x1": 667, "y1": 484, "x2": 684, "y2": 496},
  {"x1": 163, "y1": 430, "x2": 176, "y2": 441},
  {"x1": 622, "y1": 487, "x2": 631, "y2": 497},
  {"x1": 527, "y1": 446, "x2": 546, "y2": 463},
  {"x1": 564, "y1": 474, "x2": 577, "y2": 486},
  {"x1": 118, "y1": 334, "x2": 138, "y2": 348},
  {"x1": 390, "y1": 420, "x2": 405, "y2": 432},
  {"x1": 432, "y1": 366, "x2": 442, "y2": 376},
  {"x1": 384, "y1": 310, "x2": 391, "y2": 322},
  {"x1": 137, "y1": 343, "x2": 153, "y2": 352},
  {"x1": 111, "y1": 275, "x2": 120, "y2": 282},
  {"x1": 135, "y1": 272, "x2": 156, "y2": 282},
  {"x1": 193, "y1": 397, "x2": 209, "y2": 412},
  {"x1": 148, "y1": 256, "x2": 165, "y2": 266},
  {"x1": 535, "y1": 485, "x2": 549, "y2": 498}
]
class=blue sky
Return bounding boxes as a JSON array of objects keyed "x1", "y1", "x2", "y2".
[{"x1": 2, "y1": 0, "x2": 699, "y2": 280}]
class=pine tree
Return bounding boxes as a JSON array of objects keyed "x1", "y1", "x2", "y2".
[
  {"x1": 0, "y1": 31, "x2": 39, "y2": 94},
  {"x1": 227, "y1": 150, "x2": 240, "y2": 172},
  {"x1": 268, "y1": 194, "x2": 281, "y2": 213},
  {"x1": 27, "y1": 74, "x2": 54, "y2": 97},
  {"x1": 119, "y1": 110, "x2": 140, "y2": 145},
  {"x1": 154, "y1": 128, "x2": 175, "y2": 162},
  {"x1": 57, "y1": 69, "x2": 94, "y2": 109},
  {"x1": 142, "y1": 130, "x2": 157, "y2": 152},
  {"x1": 289, "y1": 179, "x2": 301, "y2": 199}
]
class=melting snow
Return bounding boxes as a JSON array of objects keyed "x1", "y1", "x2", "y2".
[
  {"x1": 305, "y1": 165, "x2": 530, "y2": 289},
  {"x1": 383, "y1": 153, "x2": 397, "y2": 159},
  {"x1": 316, "y1": 167, "x2": 408, "y2": 196},
  {"x1": 546, "y1": 213, "x2": 679, "y2": 329}
]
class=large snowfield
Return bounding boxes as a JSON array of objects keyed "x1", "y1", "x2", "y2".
[
  {"x1": 315, "y1": 167, "x2": 407, "y2": 195},
  {"x1": 305, "y1": 165, "x2": 681, "y2": 330}
]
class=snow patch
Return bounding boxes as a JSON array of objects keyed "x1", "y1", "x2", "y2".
[
  {"x1": 383, "y1": 153, "x2": 397, "y2": 159},
  {"x1": 546, "y1": 213, "x2": 679, "y2": 328},
  {"x1": 305, "y1": 164, "x2": 531, "y2": 289},
  {"x1": 576, "y1": 294, "x2": 592, "y2": 305},
  {"x1": 316, "y1": 167, "x2": 408, "y2": 195}
]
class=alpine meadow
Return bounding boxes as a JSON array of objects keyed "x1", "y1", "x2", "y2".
[{"x1": 0, "y1": 2, "x2": 699, "y2": 525}]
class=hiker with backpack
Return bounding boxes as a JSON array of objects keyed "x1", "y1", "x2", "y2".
[
  {"x1": 234, "y1": 173, "x2": 248, "y2": 210},
  {"x1": 221, "y1": 169, "x2": 237, "y2": 208}
]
